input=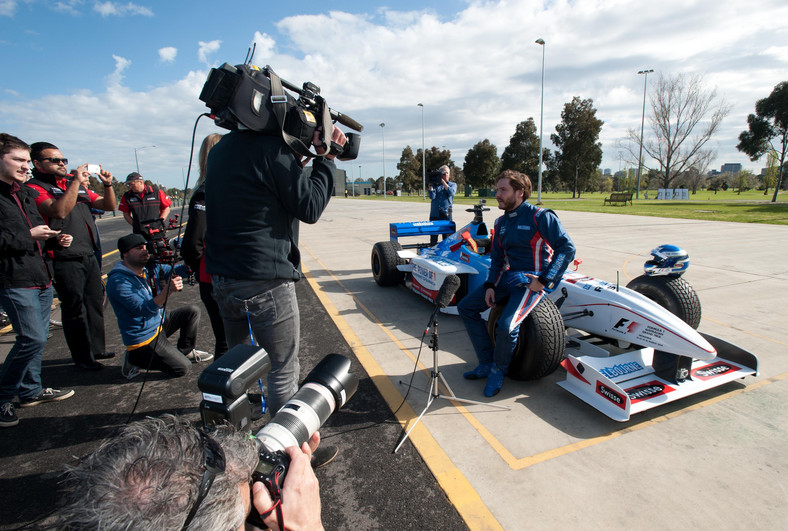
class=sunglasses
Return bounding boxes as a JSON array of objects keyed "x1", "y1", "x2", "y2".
[
  {"x1": 40, "y1": 157, "x2": 69, "y2": 165},
  {"x1": 181, "y1": 429, "x2": 226, "y2": 530}
]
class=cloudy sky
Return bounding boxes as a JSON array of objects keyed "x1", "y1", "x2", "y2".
[{"x1": 1, "y1": 0, "x2": 786, "y2": 189}]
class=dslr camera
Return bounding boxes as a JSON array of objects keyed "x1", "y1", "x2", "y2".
[
  {"x1": 199, "y1": 56, "x2": 363, "y2": 161},
  {"x1": 198, "y1": 345, "x2": 358, "y2": 505},
  {"x1": 138, "y1": 216, "x2": 181, "y2": 265}
]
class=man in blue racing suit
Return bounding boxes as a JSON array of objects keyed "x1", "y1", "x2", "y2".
[{"x1": 458, "y1": 170, "x2": 575, "y2": 397}]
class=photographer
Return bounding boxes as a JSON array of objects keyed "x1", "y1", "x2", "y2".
[
  {"x1": 27, "y1": 142, "x2": 116, "y2": 370},
  {"x1": 205, "y1": 125, "x2": 345, "y2": 422},
  {"x1": 427, "y1": 165, "x2": 456, "y2": 244},
  {"x1": 106, "y1": 233, "x2": 213, "y2": 379},
  {"x1": 57, "y1": 415, "x2": 324, "y2": 530}
]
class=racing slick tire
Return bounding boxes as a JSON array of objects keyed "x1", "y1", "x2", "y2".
[
  {"x1": 487, "y1": 296, "x2": 566, "y2": 381},
  {"x1": 626, "y1": 275, "x2": 702, "y2": 329},
  {"x1": 371, "y1": 241, "x2": 405, "y2": 286}
]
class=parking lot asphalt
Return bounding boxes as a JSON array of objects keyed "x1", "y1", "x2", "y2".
[{"x1": 2, "y1": 200, "x2": 787, "y2": 530}]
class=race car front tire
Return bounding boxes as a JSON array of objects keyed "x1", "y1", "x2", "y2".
[
  {"x1": 487, "y1": 296, "x2": 566, "y2": 381},
  {"x1": 371, "y1": 241, "x2": 405, "y2": 286},
  {"x1": 626, "y1": 275, "x2": 702, "y2": 329}
]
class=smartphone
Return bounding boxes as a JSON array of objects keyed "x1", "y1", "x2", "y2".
[{"x1": 87, "y1": 164, "x2": 101, "y2": 174}]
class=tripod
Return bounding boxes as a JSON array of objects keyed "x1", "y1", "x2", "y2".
[{"x1": 393, "y1": 309, "x2": 508, "y2": 453}]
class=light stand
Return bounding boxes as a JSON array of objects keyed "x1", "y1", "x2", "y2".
[{"x1": 393, "y1": 308, "x2": 508, "y2": 453}]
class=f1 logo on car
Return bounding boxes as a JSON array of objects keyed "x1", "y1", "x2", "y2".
[{"x1": 613, "y1": 318, "x2": 639, "y2": 334}]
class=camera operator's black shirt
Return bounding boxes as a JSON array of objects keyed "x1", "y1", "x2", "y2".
[{"x1": 204, "y1": 131, "x2": 334, "y2": 281}]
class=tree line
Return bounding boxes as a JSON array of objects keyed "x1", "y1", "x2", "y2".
[{"x1": 386, "y1": 74, "x2": 787, "y2": 202}]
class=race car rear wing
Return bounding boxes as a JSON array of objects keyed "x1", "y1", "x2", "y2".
[{"x1": 389, "y1": 221, "x2": 456, "y2": 249}]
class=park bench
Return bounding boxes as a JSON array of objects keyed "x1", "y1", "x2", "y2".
[{"x1": 603, "y1": 192, "x2": 633, "y2": 206}]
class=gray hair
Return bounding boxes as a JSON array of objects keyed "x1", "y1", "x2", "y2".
[{"x1": 58, "y1": 415, "x2": 258, "y2": 530}]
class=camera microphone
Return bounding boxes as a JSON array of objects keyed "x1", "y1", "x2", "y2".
[{"x1": 435, "y1": 274, "x2": 461, "y2": 308}]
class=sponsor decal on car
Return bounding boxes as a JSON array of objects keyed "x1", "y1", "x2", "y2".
[
  {"x1": 460, "y1": 252, "x2": 470, "y2": 263},
  {"x1": 596, "y1": 382, "x2": 626, "y2": 409},
  {"x1": 599, "y1": 361, "x2": 644, "y2": 379},
  {"x1": 411, "y1": 263, "x2": 438, "y2": 289},
  {"x1": 612, "y1": 318, "x2": 640, "y2": 334},
  {"x1": 692, "y1": 361, "x2": 741, "y2": 380},
  {"x1": 625, "y1": 380, "x2": 675, "y2": 404}
]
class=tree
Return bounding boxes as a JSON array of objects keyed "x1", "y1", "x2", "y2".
[
  {"x1": 627, "y1": 73, "x2": 730, "y2": 190},
  {"x1": 737, "y1": 81, "x2": 788, "y2": 202},
  {"x1": 463, "y1": 139, "x2": 499, "y2": 189},
  {"x1": 549, "y1": 97, "x2": 603, "y2": 198},
  {"x1": 762, "y1": 150, "x2": 780, "y2": 195},
  {"x1": 500, "y1": 118, "x2": 545, "y2": 177},
  {"x1": 396, "y1": 145, "x2": 421, "y2": 194}
]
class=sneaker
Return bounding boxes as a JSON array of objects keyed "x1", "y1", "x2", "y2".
[
  {"x1": 49, "y1": 318, "x2": 62, "y2": 329},
  {"x1": 311, "y1": 445, "x2": 339, "y2": 469},
  {"x1": 0, "y1": 402, "x2": 19, "y2": 427},
  {"x1": 483, "y1": 366, "x2": 505, "y2": 397},
  {"x1": 122, "y1": 352, "x2": 140, "y2": 380},
  {"x1": 96, "y1": 351, "x2": 116, "y2": 360},
  {"x1": 0, "y1": 312, "x2": 10, "y2": 328},
  {"x1": 463, "y1": 363, "x2": 493, "y2": 380},
  {"x1": 19, "y1": 388, "x2": 75, "y2": 407},
  {"x1": 187, "y1": 349, "x2": 214, "y2": 363}
]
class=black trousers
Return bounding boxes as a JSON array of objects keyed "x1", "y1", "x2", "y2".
[
  {"x1": 53, "y1": 255, "x2": 105, "y2": 365},
  {"x1": 199, "y1": 281, "x2": 227, "y2": 357},
  {"x1": 429, "y1": 208, "x2": 452, "y2": 245},
  {"x1": 127, "y1": 304, "x2": 200, "y2": 377}
]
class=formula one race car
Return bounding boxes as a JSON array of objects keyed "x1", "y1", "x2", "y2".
[{"x1": 370, "y1": 201, "x2": 759, "y2": 421}]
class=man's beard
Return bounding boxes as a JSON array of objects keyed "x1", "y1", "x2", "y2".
[{"x1": 126, "y1": 255, "x2": 150, "y2": 269}]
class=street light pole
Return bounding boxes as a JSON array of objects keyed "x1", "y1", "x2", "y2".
[
  {"x1": 358, "y1": 165, "x2": 362, "y2": 196},
  {"x1": 418, "y1": 103, "x2": 425, "y2": 199},
  {"x1": 636, "y1": 69, "x2": 653, "y2": 200},
  {"x1": 133, "y1": 145, "x2": 156, "y2": 174},
  {"x1": 535, "y1": 38, "x2": 545, "y2": 204},
  {"x1": 379, "y1": 123, "x2": 386, "y2": 197}
]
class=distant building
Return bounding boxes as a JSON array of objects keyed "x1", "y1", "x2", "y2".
[
  {"x1": 603, "y1": 168, "x2": 611, "y2": 176},
  {"x1": 720, "y1": 163, "x2": 742, "y2": 174}
]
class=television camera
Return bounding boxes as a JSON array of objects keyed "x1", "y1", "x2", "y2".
[
  {"x1": 199, "y1": 56, "x2": 363, "y2": 161},
  {"x1": 139, "y1": 215, "x2": 181, "y2": 265},
  {"x1": 427, "y1": 169, "x2": 445, "y2": 188}
]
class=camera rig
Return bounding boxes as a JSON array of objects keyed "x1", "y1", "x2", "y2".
[
  {"x1": 427, "y1": 169, "x2": 445, "y2": 187},
  {"x1": 199, "y1": 57, "x2": 363, "y2": 161},
  {"x1": 139, "y1": 215, "x2": 181, "y2": 265}
]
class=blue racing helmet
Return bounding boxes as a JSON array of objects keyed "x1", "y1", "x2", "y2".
[{"x1": 644, "y1": 244, "x2": 689, "y2": 277}]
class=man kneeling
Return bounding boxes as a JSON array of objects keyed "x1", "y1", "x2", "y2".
[{"x1": 107, "y1": 233, "x2": 213, "y2": 378}]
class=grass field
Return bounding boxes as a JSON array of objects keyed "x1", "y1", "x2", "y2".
[{"x1": 347, "y1": 189, "x2": 788, "y2": 225}]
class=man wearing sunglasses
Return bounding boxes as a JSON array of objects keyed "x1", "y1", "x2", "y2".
[
  {"x1": 26, "y1": 142, "x2": 117, "y2": 370},
  {"x1": 58, "y1": 415, "x2": 324, "y2": 530}
]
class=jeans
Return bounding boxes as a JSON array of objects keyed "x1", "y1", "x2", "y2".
[
  {"x1": 457, "y1": 271, "x2": 545, "y2": 373},
  {"x1": 211, "y1": 277, "x2": 299, "y2": 414},
  {"x1": 0, "y1": 286, "x2": 53, "y2": 402},
  {"x1": 199, "y1": 281, "x2": 228, "y2": 357},
  {"x1": 127, "y1": 305, "x2": 200, "y2": 377}
]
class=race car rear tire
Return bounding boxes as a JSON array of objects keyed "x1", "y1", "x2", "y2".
[
  {"x1": 371, "y1": 241, "x2": 405, "y2": 286},
  {"x1": 487, "y1": 296, "x2": 566, "y2": 381},
  {"x1": 626, "y1": 275, "x2": 702, "y2": 329}
]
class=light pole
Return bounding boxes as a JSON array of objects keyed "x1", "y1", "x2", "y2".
[
  {"x1": 358, "y1": 165, "x2": 362, "y2": 196},
  {"x1": 418, "y1": 103, "x2": 425, "y2": 199},
  {"x1": 636, "y1": 69, "x2": 653, "y2": 200},
  {"x1": 535, "y1": 38, "x2": 545, "y2": 204},
  {"x1": 379, "y1": 123, "x2": 386, "y2": 197},
  {"x1": 134, "y1": 145, "x2": 156, "y2": 174}
]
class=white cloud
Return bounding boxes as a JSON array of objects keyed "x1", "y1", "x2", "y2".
[
  {"x1": 198, "y1": 40, "x2": 221, "y2": 66},
  {"x1": 107, "y1": 54, "x2": 131, "y2": 86},
  {"x1": 0, "y1": 0, "x2": 16, "y2": 16},
  {"x1": 94, "y1": 1, "x2": 153, "y2": 17},
  {"x1": 158, "y1": 46, "x2": 177, "y2": 63}
]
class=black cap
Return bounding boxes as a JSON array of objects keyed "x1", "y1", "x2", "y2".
[
  {"x1": 117, "y1": 233, "x2": 147, "y2": 256},
  {"x1": 126, "y1": 172, "x2": 143, "y2": 182}
]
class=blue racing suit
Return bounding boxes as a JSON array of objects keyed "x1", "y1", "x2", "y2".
[{"x1": 458, "y1": 200, "x2": 575, "y2": 373}]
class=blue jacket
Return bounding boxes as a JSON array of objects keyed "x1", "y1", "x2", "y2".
[
  {"x1": 486, "y1": 201, "x2": 575, "y2": 292},
  {"x1": 106, "y1": 261, "x2": 187, "y2": 348},
  {"x1": 428, "y1": 182, "x2": 457, "y2": 219}
]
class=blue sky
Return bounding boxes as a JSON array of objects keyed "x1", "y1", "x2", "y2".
[{"x1": 1, "y1": 0, "x2": 787, "y2": 189}]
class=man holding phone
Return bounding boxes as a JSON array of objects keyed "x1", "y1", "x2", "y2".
[{"x1": 26, "y1": 142, "x2": 117, "y2": 370}]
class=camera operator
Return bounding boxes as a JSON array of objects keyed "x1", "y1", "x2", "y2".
[
  {"x1": 106, "y1": 233, "x2": 213, "y2": 379},
  {"x1": 119, "y1": 172, "x2": 172, "y2": 235},
  {"x1": 428, "y1": 165, "x2": 456, "y2": 244},
  {"x1": 205, "y1": 123, "x2": 345, "y2": 467},
  {"x1": 57, "y1": 415, "x2": 324, "y2": 530}
]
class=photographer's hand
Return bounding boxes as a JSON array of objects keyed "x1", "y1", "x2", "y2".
[
  {"x1": 312, "y1": 125, "x2": 347, "y2": 161},
  {"x1": 252, "y1": 440, "x2": 324, "y2": 531}
]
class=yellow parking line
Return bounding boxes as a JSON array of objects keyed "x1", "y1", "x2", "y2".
[{"x1": 300, "y1": 258, "x2": 503, "y2": 531}]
